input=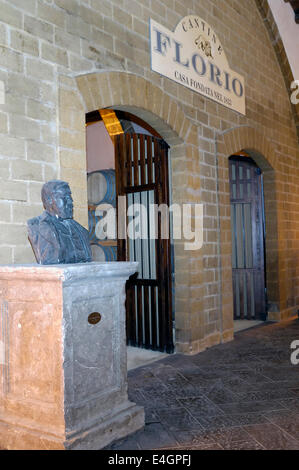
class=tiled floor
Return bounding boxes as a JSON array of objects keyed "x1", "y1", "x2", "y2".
[{"x1": 105, "y1": 318, "x2": 299, "y2": 450}]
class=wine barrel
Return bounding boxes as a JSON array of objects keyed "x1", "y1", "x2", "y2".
[
  {"x1": 87, "y1": 169, "x2": 116, "y2": 207},
  {"x1": 91, "y1": 243, "x2": 117, "y2": 262}
]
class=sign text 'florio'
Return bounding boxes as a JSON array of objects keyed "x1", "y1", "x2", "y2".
[{"x1": 150, "y1": 16, "x2": 246, "y2": 115}]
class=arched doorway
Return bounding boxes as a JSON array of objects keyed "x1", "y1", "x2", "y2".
[
  {"x1": 86, "y1": 109, "x2": 174, "y2": 353},
  {"x1": 229, "y1": 154, "x2": 267, "y2": 321}
]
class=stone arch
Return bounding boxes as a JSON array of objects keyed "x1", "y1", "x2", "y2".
[
  {"x1": 219, "y1": 126, "x2": 279, "y2": 171},
  {"x1": 58, "y1": 70, "x2": 202, "y2": 354},
  {"x1": 58, "y1": 71, "x2": 200, "y2": 226},
  {"x1": 76, "y1": 71, "x2": 192, "y2": 145},
  {"x1": 216, "y1": 125, "x2": 284, "y2": 341}
]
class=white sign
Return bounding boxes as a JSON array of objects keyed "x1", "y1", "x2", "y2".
[{"x1": 150, "y1": 16, "x2": 246, "y2": 115}]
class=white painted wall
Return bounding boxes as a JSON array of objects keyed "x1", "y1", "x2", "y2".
[
  {"x1": 86, "y1": 120, "x2": 152, "y2": 174},
  {"x1": 86, "y1": 121, "x2": 115, "y2": 173},
  {"x1": 268, "y1": 0, "x2": 299, "y2": 80}
]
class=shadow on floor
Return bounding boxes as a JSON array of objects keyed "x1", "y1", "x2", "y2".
[{"x1": 127, "y1": 346, "x2": 168, "y2": 371}]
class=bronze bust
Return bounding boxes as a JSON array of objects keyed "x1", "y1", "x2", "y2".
[{"x1": 27, "y1": 180, "x2": 92, "y2": 265}]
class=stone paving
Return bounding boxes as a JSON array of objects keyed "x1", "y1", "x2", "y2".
[{"x1": 105, "y1": 319, "x2": 299, "y2": 450}]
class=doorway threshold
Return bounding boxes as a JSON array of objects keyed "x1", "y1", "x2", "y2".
[
  {"x1": 234, "y1": 319, "x2": 264, "y2": 333},
  {"x1": 127, "y1": 346, "x2": 168, "y2": 371}
]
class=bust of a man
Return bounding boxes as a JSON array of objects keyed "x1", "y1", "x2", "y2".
[{"x1": 27, "y1": 180, "x2": 92, "y2": 265}]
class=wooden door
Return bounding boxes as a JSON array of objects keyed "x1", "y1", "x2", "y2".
[
  {"x1": 115, "y1": 133, "x2": 174, "y2": 353},
  {"x1": 229, "y1": 156, "x2": 267, "y2": 321}
]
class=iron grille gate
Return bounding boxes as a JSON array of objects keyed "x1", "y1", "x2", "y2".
[
  {"x1": 229, "y1": 156, "x2": 267, "y2": 321},
  {"x1": 115, "y1": 133, "x2": 174, "y2": 353}
]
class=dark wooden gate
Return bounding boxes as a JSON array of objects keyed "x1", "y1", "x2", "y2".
[
  {"x1": 115, "y1": 133, "x2": 174, "y2": 353},
  {"x1": 229, "y1": 156, "x2": 267, "y2": 321}
]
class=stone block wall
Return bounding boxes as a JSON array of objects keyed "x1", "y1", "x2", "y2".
[{"x1": 0, "y1": 0, "x2": 298, "y2": 353}]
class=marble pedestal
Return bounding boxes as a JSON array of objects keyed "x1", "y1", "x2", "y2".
[{"x1": 0, "y1": 262, "x2": 144, "y2": 450}]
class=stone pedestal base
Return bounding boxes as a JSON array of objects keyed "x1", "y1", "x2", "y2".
[{"x1": 0, "y1": 262, "x2": 144, "y2": 450}]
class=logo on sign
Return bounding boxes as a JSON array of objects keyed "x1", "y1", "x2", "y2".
[{"x1": 150, "y1": 16, "x2": 246, "y2": 115}]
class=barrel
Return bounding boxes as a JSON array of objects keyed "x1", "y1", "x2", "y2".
[
  {"x1": 87, "y1": 169, "x2": 116, "y2": 207},
  {"x1": 91, "y1": 243, "x2": 117, "y2": 262}
]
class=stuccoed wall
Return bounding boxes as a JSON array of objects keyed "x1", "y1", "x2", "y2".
[
  {"x1": 268, "y1": 0, "x2": 299, "y2": 80},
  {"x1": 0, "y1": 0, "x2": 298, "y2": 352}
]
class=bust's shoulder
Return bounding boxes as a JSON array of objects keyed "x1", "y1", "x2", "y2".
[
  {"x1": 72, "y1": 219, "x2": 89, "y2": 236},
  {"x1": 28, "y1": 212, "x2": 56, "y2": 232},
  {"x1": 28, "y1": 213, "x2": 43, "y2": 229}
]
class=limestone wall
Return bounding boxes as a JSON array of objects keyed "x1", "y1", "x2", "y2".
[{"x1": 0, "y1": 0, "x2": 298, "y2": 353}]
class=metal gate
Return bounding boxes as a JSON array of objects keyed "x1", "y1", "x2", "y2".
[
  {"x1": 229, "y1": 156, "x2": 267, "y2": 321},
  {"x1": 115, "y1": 133, "x2": 174, "y2": 353}
]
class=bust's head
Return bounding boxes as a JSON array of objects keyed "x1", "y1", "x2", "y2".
[{"x1": 41, "y1": 180, "x2": 74, "y2": 220}]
